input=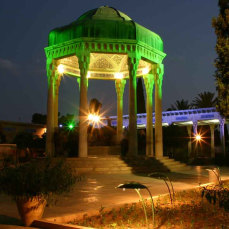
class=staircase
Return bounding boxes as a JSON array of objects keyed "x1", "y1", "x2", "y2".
[
  {"x1": 67, "y1": 155, "x2": 170, "y2": 175},
  {"x1": 122, "y1": 156, "x2": 169, "y2": 174},
  {"x1": 88, "y1": 146, "x2": 120, "y2": 156},
  {"x1": 156, "y1": 156, "x2": 192, "y2": 172},
  {"x1": 67, "y1": 156, "x2": 132, "y2": 174}
]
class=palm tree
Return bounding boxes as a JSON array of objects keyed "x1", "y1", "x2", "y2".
[
  {"x1": 191, "y1": 91, "x2": 217, "y2": 108},
  {"x1": 167, "y1": 99, "x2": 191, "y2": 111}
]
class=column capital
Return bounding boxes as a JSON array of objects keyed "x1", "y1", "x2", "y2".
[
  {"x1": 54, "y1": 72, "x2": 61, "y2": 96},
  {"x1": 127, "y1": 53, "x2": 140, "y2": 77},
  {"x1": 220, "y1": 118, "x2": 225, "y2": 127},
  {"x1": 153, "y1": 63, "x2": 164, "y2": 99},
  {"x1": 77, "y1": 78, "x2": 88, "y2": 89},
  {"x1": 76, "y1": 50, "x2": 90, "y2": 77},
  {"x1": 46, "y1": 59, "x2": 61, "y2": 96},
  {"x1": 210, "y1": 124, "x2": 215, "y2": 129},
  {"x1": 46, "y1": 58, "x2": 57, "y2": 86},
  {"x1": 143, "y1": 74, "x2": 154, "y2": 94},
  {"x1": 153, "y1": 63, "x2": 164, "y2": 82},
  {"x1": 115, "y1": 79, "x2": 126, "y2": 96}
]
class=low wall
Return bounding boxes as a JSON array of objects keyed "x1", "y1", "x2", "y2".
[{"x1": 0, "y1": 144, "x2": 16, "y2": 158}]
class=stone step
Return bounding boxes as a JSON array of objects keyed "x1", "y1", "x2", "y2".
[
  {"x1": 166, "y1": 164, "x2": 188, "y2": 170},
  {"x1": 160, "y1": 161, "x2": 184, "y2": 166},
  {"x1": 156, "y1": 157, "x2": 191, "y2": 172},
  {"x1": 158, "y1": 158, "x2": 188, "y2": 165},
  {"x1": 169, "y1": 166, "x2": 192, "y2": 172},
  {"x1": 67, "y1": 156, "x2": 122, "y2": 161},
  {"x1": 72, "y1": 161, "x2": 128, "y2": 166},
  {"x1": 76, "y1": 167, "x2": 133, "y2": 174},
  {"x1": 157, "y1": 157, "x2": 175, "y2": 162},
  {"x1": 88, "y1": 146, "x2": 121, "y2": 156},
  {"x1": 69, "y1": 156, "x2": 171, "y2": 175},
  {"x1": 68, "y1": 156, "x2": 133, "y2": 174}
]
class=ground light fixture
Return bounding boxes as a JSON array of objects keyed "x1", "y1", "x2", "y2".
[{"x1": 116, "y1": 182, "x2": 155, "y2": 229}]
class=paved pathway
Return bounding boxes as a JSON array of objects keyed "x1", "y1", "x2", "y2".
[{"x1": 1, "y1": 166, "x2": 229, "y2": 228}]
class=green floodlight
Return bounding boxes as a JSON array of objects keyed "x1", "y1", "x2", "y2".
[{"x1": 67, "y1": 123, "x2": 75, "y2": 130}]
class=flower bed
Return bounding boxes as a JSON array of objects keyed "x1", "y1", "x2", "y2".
[{"x1": 70, "y1": 181, "x2": 229, "y2": 228}]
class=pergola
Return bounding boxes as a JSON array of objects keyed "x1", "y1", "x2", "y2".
[{"x1": 44, "y1": 6, "x2": 166, "y2": 158}]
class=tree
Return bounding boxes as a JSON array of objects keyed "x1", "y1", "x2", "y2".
[
  {"x1": 212, "y1": 0, "x2": 229, "y2": 117},
  {"x1": 167, "y1": 99, "x2": 191, "y2": 111},
  {"x1": 32, "y1": 113, "x2": 47, "y2": 124},
  {"x1": 191, "y1": 91, "x2": 217, "y2": 108},
  {"x1": 89, "y1": 98, "x2": 102, "y2": 114},
  {"x1": 58, "y1": 113, "x2": 76, "y2": 126}
]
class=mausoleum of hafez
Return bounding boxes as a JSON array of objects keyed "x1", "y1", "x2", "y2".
[{"x1": 44, "y1": 6, "x2": 166, "y2": 158}]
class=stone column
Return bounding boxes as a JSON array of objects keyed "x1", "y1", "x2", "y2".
[
  {"x1": 46, "y1": 58, "x2": 56, "y2": 156},
  {"x1": 186, "y1": 125, "x2": 192, "y2": 157},
  {"x1": 220, "y1": 119, "x2": 226, "y2": 156},
  {"x1": 115, "y1": 79, "x2": 126, "y2": 143},
  {"x1": 154, "y1": 64, "x2": 164, "y2": 158},
  {"x1": 193, "y1": 121, "x2": 198, "y2": 157},
  {"x1": 143, "y1": 74, "x2": 154, "y2": 157},
  {"x1": 127, "y1": 54, "x2": 140, "y2": 157},
  {"x1": 193, "y1": 121, "x2": 198, "y2": 135},
  {"x1": 210, "y1": 124, "x2": 215, "y2": 158},
  {"x1": 54, "y1": 74, "x2": 61, "y2": 129},
  {"x1": 77, "y1": 50, "x2": 90, "y2": 157}
]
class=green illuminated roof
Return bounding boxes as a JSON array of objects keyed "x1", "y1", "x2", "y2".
[{"x1": 48, "y1": 6, "x2": 163, "y2": 52}]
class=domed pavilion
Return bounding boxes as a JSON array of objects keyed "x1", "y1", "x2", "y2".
[{"x1": 45, "y1": 6, "x2": 166, "y2": 158}]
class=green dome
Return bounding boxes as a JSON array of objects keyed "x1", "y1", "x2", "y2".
[{"x1": 48, "y1": 6, "x2": 163, "y2": 52}]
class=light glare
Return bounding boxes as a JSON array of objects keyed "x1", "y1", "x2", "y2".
[
  {"x1": 87, "y1": 71, "x2": 91, "y2": 78},
  {"x1": 88, "y1": 113, "x2": 101, "y2": 124},
  {"x1": 114, "y1": 73, "x2": 123, "y2": 79},
  {"x1": 68, "y1": 123, "x2": 74, "y2": 130},
  {"x1": 57, "y1": 64, "x2": 65, "y2": 74},
  {"x1": 142, "y1": 67, "x2": 149, "y2": 75},
  {"x1": 195, "y1": 134, "x2": 201, "y2": 141}
]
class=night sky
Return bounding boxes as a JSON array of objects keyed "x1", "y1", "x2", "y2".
[{"x1": 0, "y1": 0, "x2": 218, "y2": 122}]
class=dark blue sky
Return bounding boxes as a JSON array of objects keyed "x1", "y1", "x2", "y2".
[{"x1": 0, "y1": 0, "x2": 218, "y2": 122}]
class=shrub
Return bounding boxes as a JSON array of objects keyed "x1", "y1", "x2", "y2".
[{"x1": 0, "y1": 158, "x2": 77, "y2": 200}]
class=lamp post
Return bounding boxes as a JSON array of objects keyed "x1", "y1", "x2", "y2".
[{"x1": 195, "y1": 133, "x2": 202, "y2": 157}]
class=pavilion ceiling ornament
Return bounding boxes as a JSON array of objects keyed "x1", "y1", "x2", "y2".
[
  {"x1": 45, "y1": 42, "x2": 165, "y2": 65},
  {"x1": 56, "y1": 53, "x2": 152, "y2": 80},
  {"x1": 45, "y1": 5, "x2": 166, "y2": 157}
]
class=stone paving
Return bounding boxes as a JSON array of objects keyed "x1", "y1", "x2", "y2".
[{"x1": 1, "y1": 166, "x2": 229, "y2": 228}]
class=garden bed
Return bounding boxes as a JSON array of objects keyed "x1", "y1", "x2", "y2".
[{"x1": 69, "y1": 181, "x2": 229, "y2": 229}]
